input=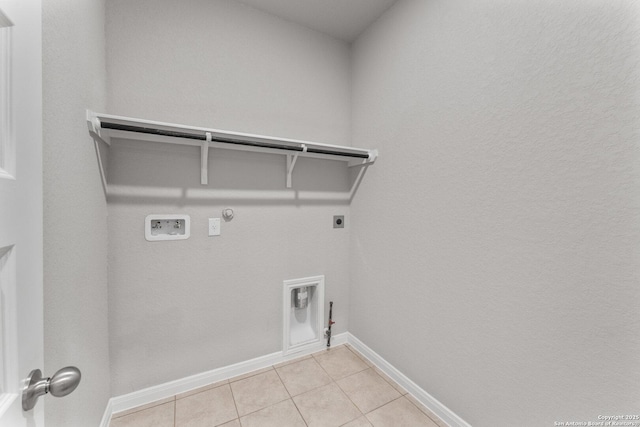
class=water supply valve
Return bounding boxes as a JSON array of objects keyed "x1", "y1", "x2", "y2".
[{"x1": 294, "y1": 287, "x2": 309, "y2": 309}]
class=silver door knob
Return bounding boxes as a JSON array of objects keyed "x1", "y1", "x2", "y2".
[{"x1": 22, "y1": 366, "x2": 81, "y2": 411}]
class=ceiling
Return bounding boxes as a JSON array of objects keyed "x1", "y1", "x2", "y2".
[{"x1": 233, "y1": 0, "x2": 399, "y2": 42}]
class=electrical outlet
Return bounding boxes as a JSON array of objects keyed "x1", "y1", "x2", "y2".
[{"x1": 208, "y1": 218, "x2": 221, "y2": 236}]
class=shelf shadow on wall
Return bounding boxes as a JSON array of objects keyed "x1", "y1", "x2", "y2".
[{"x1": 103, "y1": 138, "x2": 370, "y2": 206}]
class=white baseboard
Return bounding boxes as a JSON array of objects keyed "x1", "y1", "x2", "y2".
[
  {"x1": 98, "y1": 398, "x2": 113, "y2": 427},
  {"x1": 99, "y1": 332, "x2": 471, "y2": 427},
  {"x1": 99, "y1": 333, "x2": 347, "y2": 426},
  {"x1": 347, "y1": 333, "x2": 471, "y2": 427}
]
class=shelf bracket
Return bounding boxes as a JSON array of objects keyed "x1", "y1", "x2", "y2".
[
  {"x1": 93, "y1": 138, "x2": 108, "y2": 198},
  {"x1": 201, "y1": 132, "x2": 211, "y2": 185},
  {"x1": 348, "y1": 149, "x2": 378, "y2": 168},
  {"x1": 86, "y1": 109, "x2": 110, "y2": 146},
  {"x1": 86, "y1": 110, "x2": 109, "y2": 197},
  {"x1": 286, "y1": 144, "x2": 306, "y2": 188}
]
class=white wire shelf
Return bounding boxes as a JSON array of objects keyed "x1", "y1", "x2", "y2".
[{"x1": 87, "y1": 110, "x2": 377, "y2": 192}]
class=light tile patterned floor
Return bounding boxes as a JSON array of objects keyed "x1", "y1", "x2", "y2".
[{"x1": 109, "y1": 344, "x2": 447, "y2": 427}]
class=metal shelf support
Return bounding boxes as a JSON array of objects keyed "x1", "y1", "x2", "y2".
[{"x1": 201, "y1": 132, "x2": 211, "y2": 185}]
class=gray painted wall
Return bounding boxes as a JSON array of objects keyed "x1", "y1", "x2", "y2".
[
  {"x1": 42, "y1": 1, "x2": 640, "y2": 424},
  {"x1": 42, "y1": 0, "x2": 110, "y2": 425},
  {"x1": 105, "y1": 0, "x2": 352, "y2": 395},
  {"x1": 350, "y1": 1, "x2": 640, "y2": 426}
]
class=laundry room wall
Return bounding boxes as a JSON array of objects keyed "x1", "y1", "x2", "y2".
[
  {"x1": 350, "y1": 0, "x2": 640, "y2": 425},
  {"x1": 105, "y1": 0, "x2": 353, "y2": 395},
  {"x1": 43, "y1": 0, "x2": 111, "y2": 425}
]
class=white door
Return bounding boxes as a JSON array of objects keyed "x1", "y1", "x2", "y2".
[{"x1": 0, "y1": 0, "x2": 44, "y2": 425}]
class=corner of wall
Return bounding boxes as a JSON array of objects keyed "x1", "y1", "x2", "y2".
[{"x1": 42, "y1": 0, "x2": 111, "y2": 425}]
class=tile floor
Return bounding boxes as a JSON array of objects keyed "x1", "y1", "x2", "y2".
[{"x1": 109, "y1": 344, "x2": 447, "y2": 427}]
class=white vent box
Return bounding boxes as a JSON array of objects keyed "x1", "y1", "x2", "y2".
[{"x1": 145, "y1": 214, "x2": 190, "y2": 241}]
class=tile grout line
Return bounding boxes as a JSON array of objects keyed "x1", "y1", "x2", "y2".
[
  {"x1": 314, "y1": 346, "x2": 366, "y2": 424},
  {"x1": 229, "y1": 363, "x2": 304, "y2": 422},
  {"x1": 298, "y1": 346, "x2": 364, "y2": 426},
  {"x1": 273, "y1": 354, "x2": 312, "y2": 370},
  {"x1": 272, "y1": 365, "x2": 293, "y2": 399},
  {"x1": 119, "y1": 350, "x2": 307, "y2": 420},
  {"x1": 345, "y1": 346, "x2": 443, "y2": 426},
  {"x1": 230, "y1": 371, "x2": 291, "y2": 419},
  {"x1": 334, "y1": 366, "x2": 398, "y2": 415},
  {"x1": 335, "y1": 347, "x2": 420, "y2": 425},
  {"x1": 310, "y1": 345, "x2": 348, "y2": 380},
  {"x1": 335, "y1": 366, "x2": 373, "y2": 382},
  {"x1": 175, "y1": 380, "x2": 229, "y2": 401},
  {"x1": 276, "y1": 357, "x2": 337, "y2": 399},
  {"x1": 114, "y1": 350, "x2": 311, "y2": 426},
  {"x1": 344, "y1": 345, "x2": 443, "y2": 425},
  {"x1": 344, "y1": 345, "x2": 375, "y2": 370},
  {"x1": 322, "y1": 345, "x2": 370, "y2": 381},
  {"x1": 110, "y1": 397, "x2": 176, "y2": 422},
  {"x1": 338, "y1": 414, "x2": 368, "y2": 427},
  {"x1": 311, "y1": 344, "x2": 369, "y2": 424},
  {"x1": 228, "y1": 366, "x2": 274, "y2": 384},
  {"x1": 332, "y1": 372, "x2": 369, "y2": 421},
  {"x1": 234, "y1": 396, "x2": 295, "y2": 419},
  {"x1": 310, "y1": 347, "x2": 337, "y2": 380},
  {"x1": 333, "y1": 380, "x2": 364, "y2": 424},
  {"x1": 404, "y1": 394, "x2": 445, "y2": 427},
  {"x1": 290, "y1": 398, "x2": 309, "y2": 427},
  {"x1": 227, "y1": 382, "x2": 242, "y2": 424},
  {"x1": 273, "y1": 364, "x2": 309, "y2": 427},
  {"x1": 346, "y1": 345, "x2": 410, "y2": 396},
  {"x1": 356, "y1": 388, "x2": 402, "y2": 417},
  {"x1": 115, "y1": 344, "x2": 443, "y2": 427},
  {"x1": 365, "y1": 394, "x2": 433, "y2": 426}
]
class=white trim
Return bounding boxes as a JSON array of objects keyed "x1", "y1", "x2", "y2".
[
  {"x1": 0, "y1": 24, "x2": 14, "y2": 180},
  {"x1": 347, "y1": 333, "x2": 472, "y2": 427},
  {"x1": 0, "y1": 246, "x2": 18, "y2": 416},
  {"x1": 98, "y1": 398, "x2": 113, "y2": 427},
  {"x1": 100, "y1": 332, "x2": 347, "y2": 422},
  {"x1": 0, "y1": 394, "x2": 16, "y2": 419}
]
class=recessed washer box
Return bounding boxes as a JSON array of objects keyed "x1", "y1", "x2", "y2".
[
  {"x1": 145, "y1": 214, "x2": 190, "y2": 241},
  {"x1": 283, "y1": 275, "x2": 325, "y2": 356}
]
